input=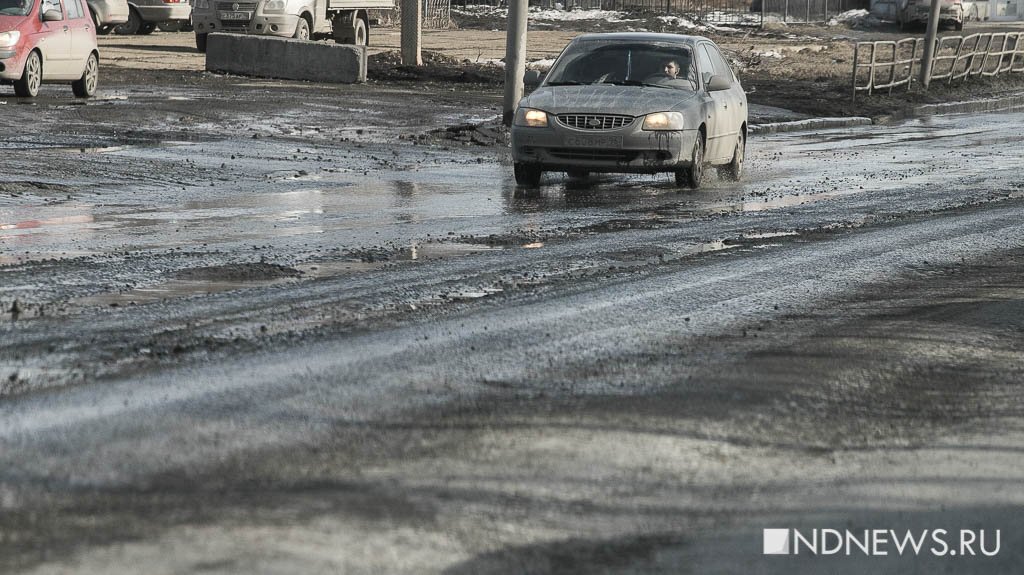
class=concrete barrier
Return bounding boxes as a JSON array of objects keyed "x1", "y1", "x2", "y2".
[{"x1": 205, "y1": 33, "x2": 366, "y2": 84}]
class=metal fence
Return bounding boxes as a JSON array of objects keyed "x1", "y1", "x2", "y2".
[
  {"x1": 852, "y1": 33, "x2": 1024, "y2": 100},
  {"x1": 760, "y1": 0, "x2": 863, "y2": 23},
  {"x1": 452, "y1": 0, "x2": 866, "y2": 24},
  {"x1": 393, "y1": 0, "x2": 451, "y2": 28}
]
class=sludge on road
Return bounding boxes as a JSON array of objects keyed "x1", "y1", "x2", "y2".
[{"x1": 1, "y1": 80, "x2": 1023, "y2": 573}]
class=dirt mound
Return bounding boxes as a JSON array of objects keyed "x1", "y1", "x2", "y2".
[{"x1": 368, "y1": 50, "x2": 505, "y2": 84}]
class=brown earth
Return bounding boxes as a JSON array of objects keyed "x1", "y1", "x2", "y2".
[{"x1": 94, "y1": 16, "x2": 1024, "y2": 121}]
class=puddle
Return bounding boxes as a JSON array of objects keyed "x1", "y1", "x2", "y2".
[
  {"x1": 74, "y1": 276, "x2": 300, "y2": 308},
  {"x1": 394, "y1": 242, "x2": 506, "y2": 261},
  {"x1": 1, "y1": 214, "x2": 95, "y2": 231},
  {"x1": 743, "y1": 230, "x2": 800, "y2": 239}
]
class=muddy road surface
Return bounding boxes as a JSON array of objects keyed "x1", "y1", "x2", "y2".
[{"x1": 2, "y1": 77, "x2": 1024, "y2": 573}]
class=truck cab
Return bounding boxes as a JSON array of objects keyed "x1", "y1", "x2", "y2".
[{"x1": 191, "y1": 0, "x2": 391, "y2": 52}]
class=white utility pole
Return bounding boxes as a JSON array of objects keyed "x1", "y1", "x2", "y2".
[
  {"x1": 401, "y1": 0, "x2": 422, "y2": 66},
  {"x1": 919, "y1": 0, "x2": 943, "y2": 89},
  {"x1": 502, "y1": 0, "x2": 528, "y2": 126}
]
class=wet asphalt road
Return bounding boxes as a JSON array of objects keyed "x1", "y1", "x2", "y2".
[{"x1": 1, "y1": 79, "x2": 1024, "y2": 573}]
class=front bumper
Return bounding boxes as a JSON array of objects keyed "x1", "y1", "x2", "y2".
[
  {"x1": 511, "y1": 116, "x2": 698, "y2": 173},
  {"x1": 193, "y1": 10, "x2": 299, "y2": 37},
  {"x1": 91, "y1": 0, "x2": 130, "y2": 25},
  {"x1": 0, "y1": 47, "x2": 27, "y2": 81},
  {"x1": 136, "y1": 3, "x2": 191, "y2": 22}
]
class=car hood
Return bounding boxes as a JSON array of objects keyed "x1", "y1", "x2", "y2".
[
  {"x1": 0, "y1": 15, "x2": 30, "y2": 32},
  {"x1": 521, "y1": 85, "x2": 700, "y2": 116}
]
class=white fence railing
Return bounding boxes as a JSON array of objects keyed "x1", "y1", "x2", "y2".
[{"x1": 852, "y1": 33, "x2": 1024, "y2": 101}]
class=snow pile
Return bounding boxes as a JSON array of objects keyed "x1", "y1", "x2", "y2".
[
  {"x1": 452, "y1": 4, "x2": 636, "y2": 23},
  {"x1": 657, "y1": 15, "x2": 701, "y2": 29},
  {"x1": 527, "y1": 58, "x2": 556, "y2": 71},
  {"x1": 528, "y1": 7, "x2": 634, "y2": 22},
  {"x1": 827, "y1": 9, "x2": 885, "y2": 28}
]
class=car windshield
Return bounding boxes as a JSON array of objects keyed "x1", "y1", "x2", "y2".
[
  {"x1": 0, "y1": 0, "x2": 31, "y2": 15},
  {"x1": 544, "y1": 40, "x2": 697, "y2": 91}
]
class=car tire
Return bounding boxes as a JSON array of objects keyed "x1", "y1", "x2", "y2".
[
  {"x1": 72, "y1": 52, "x2": 99, "y2": 98},
  {"x1": 116, "y1": 7, "x2": 141, "y2": 35},
  {"x1": 352, "y1": 16, "x2": 367, "y2": 46},
  {"x1": 139, "y1": 22, "x2": 157, "y2": 35},
  {"x1": 676, "y1": 133, "x2": 704, "y2": 189},
  {"x1": 97, "y1": 25, "x2": 114, "y2": 35},
  {"x1": 13, "y1": 50, "x2": 42, "y2": 98},
  {"x1": 718, "y1": 131, "x2": 744, "y2": 182},
  {"x1": 195, "y1": 32, "x2": 208, "y2": 53},
  {"x1": 514, "y1": 162, "x2": 542, "y2": 187},
  {"x1": 293, "y1": 16, "x2": 310, "y2": 41}
]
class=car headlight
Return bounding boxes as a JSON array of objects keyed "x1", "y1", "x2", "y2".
[
  {"x1": 514, "y1": 108, "x2": 549, "y2": 128},
  {"x1": 0, "y1": 31, "x2": 21, "y2": 48},
  {"x1": 263, "y1": 0, "x2": 286, "y2": 13},
  {"x1": 642, "y1": 112, "x2": 684, "y2": 131}
]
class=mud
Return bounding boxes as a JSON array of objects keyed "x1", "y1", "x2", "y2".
[{"x1": 2, "y1": 33, "x2": 1024, "y2": 574}]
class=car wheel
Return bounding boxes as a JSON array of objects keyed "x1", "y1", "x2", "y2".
[
  {"x1": 116, "y1": 7, "x2": 141, "y2": 35},
  {"x1": 514, "y1": 162, "x2": 542, "y2": 187},
  {"x1": 293, "y1": 16, "x2": 310, "y2": 40},
  {"x1": 72, "y1": 52, "x2": 99, "y2": 98},
  {"x1": 97, "y1": 25, "x2": 114, "y2": 35},
  {"x1": 718, "y1": 131, "x2": 744, "y2": 182},
  {"x1": 567, "y1": 169, "x2": 588, "y2": 180},
  {"x1": 13, "y1": 50, "x2": 42, "y2": 98},
  {"x1": 195, "y1": 32, "x2": 208, "y2": 53},
  {"x1": 139, "y1": 22, "x2": 157, "y2": 34},
  {"x1": 676, "y1": 133, "x2": 704, "y2": 189}
]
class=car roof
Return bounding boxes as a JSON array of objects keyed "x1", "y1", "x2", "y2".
[{"x1": 570, "y1": 32, "x2": 710, "y2": 46}]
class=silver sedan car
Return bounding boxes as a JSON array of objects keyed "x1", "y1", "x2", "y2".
[{"x1": 511, "y1": 33, "x2": 747, "y2": 188}]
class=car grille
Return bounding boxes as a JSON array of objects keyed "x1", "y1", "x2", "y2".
[
  {"x1": 548, "y1": 148, "x2": 639, "y2": 162},
  {"x1": 556, "y1": 114, "x2": 634, "y2": 130},
  {"x1": 216, "y1": 1, "x2": 257, "y2": 9}
]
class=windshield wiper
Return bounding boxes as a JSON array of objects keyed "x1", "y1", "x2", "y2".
[{"x1": 546, "y1": 81, "x2": 587, "y2": 86}]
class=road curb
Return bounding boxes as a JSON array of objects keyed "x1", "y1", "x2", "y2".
[
  {"x1": 910, "y1": 93, "x2": 1024, "y2": 117},
  {"x1": 749, "y1": 117, "x2": 873, "y2": 135}
]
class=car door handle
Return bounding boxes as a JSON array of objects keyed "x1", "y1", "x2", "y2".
[{"x1": 63, "y1": 25, "x2": 69, "y2": 31}]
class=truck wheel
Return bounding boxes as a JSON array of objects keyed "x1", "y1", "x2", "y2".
[
  {"x1": 195, "y1": 32, "x2": 208, "y2": 53},
  {"x1": 293, "y1": 17, "x2": 310, "y2": 41},
  {"x1": 352, "y1": 17, "x2": 367, "y2": 46}
]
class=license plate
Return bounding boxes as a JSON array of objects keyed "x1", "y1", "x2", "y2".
[
  {"x1": 564, "y1": 134, "x2": 622, "y2": 148},
  {"x1": 219, "y1": 11, "x2": 250, "y2": 20}
]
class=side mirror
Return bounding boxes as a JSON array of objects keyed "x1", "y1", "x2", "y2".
[
  {"x1": 524, "y1": 70, "x2": 543, "y2": 87},
  {"x1": 706, "y1": 75, "x2": 731, "y2": 92},
  {"x1": 43, "y1": 9, "x2": 62, "y2": 20}
]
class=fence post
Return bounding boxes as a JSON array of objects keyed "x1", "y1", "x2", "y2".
[
  {"x1": 868, "y1": 42, "x2": 876, "y2": 95},
  {"x1": 852, "y1": 42, "x2": 859, "y2": 104}
]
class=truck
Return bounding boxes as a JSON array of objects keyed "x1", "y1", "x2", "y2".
[{"x1": 190, "y1": 0, "x2": 393, "y2": 52}]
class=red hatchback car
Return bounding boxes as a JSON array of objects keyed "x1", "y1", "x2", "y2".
[{"x1": 0, "y1": 0, "x2": 99, "y2": 97}]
